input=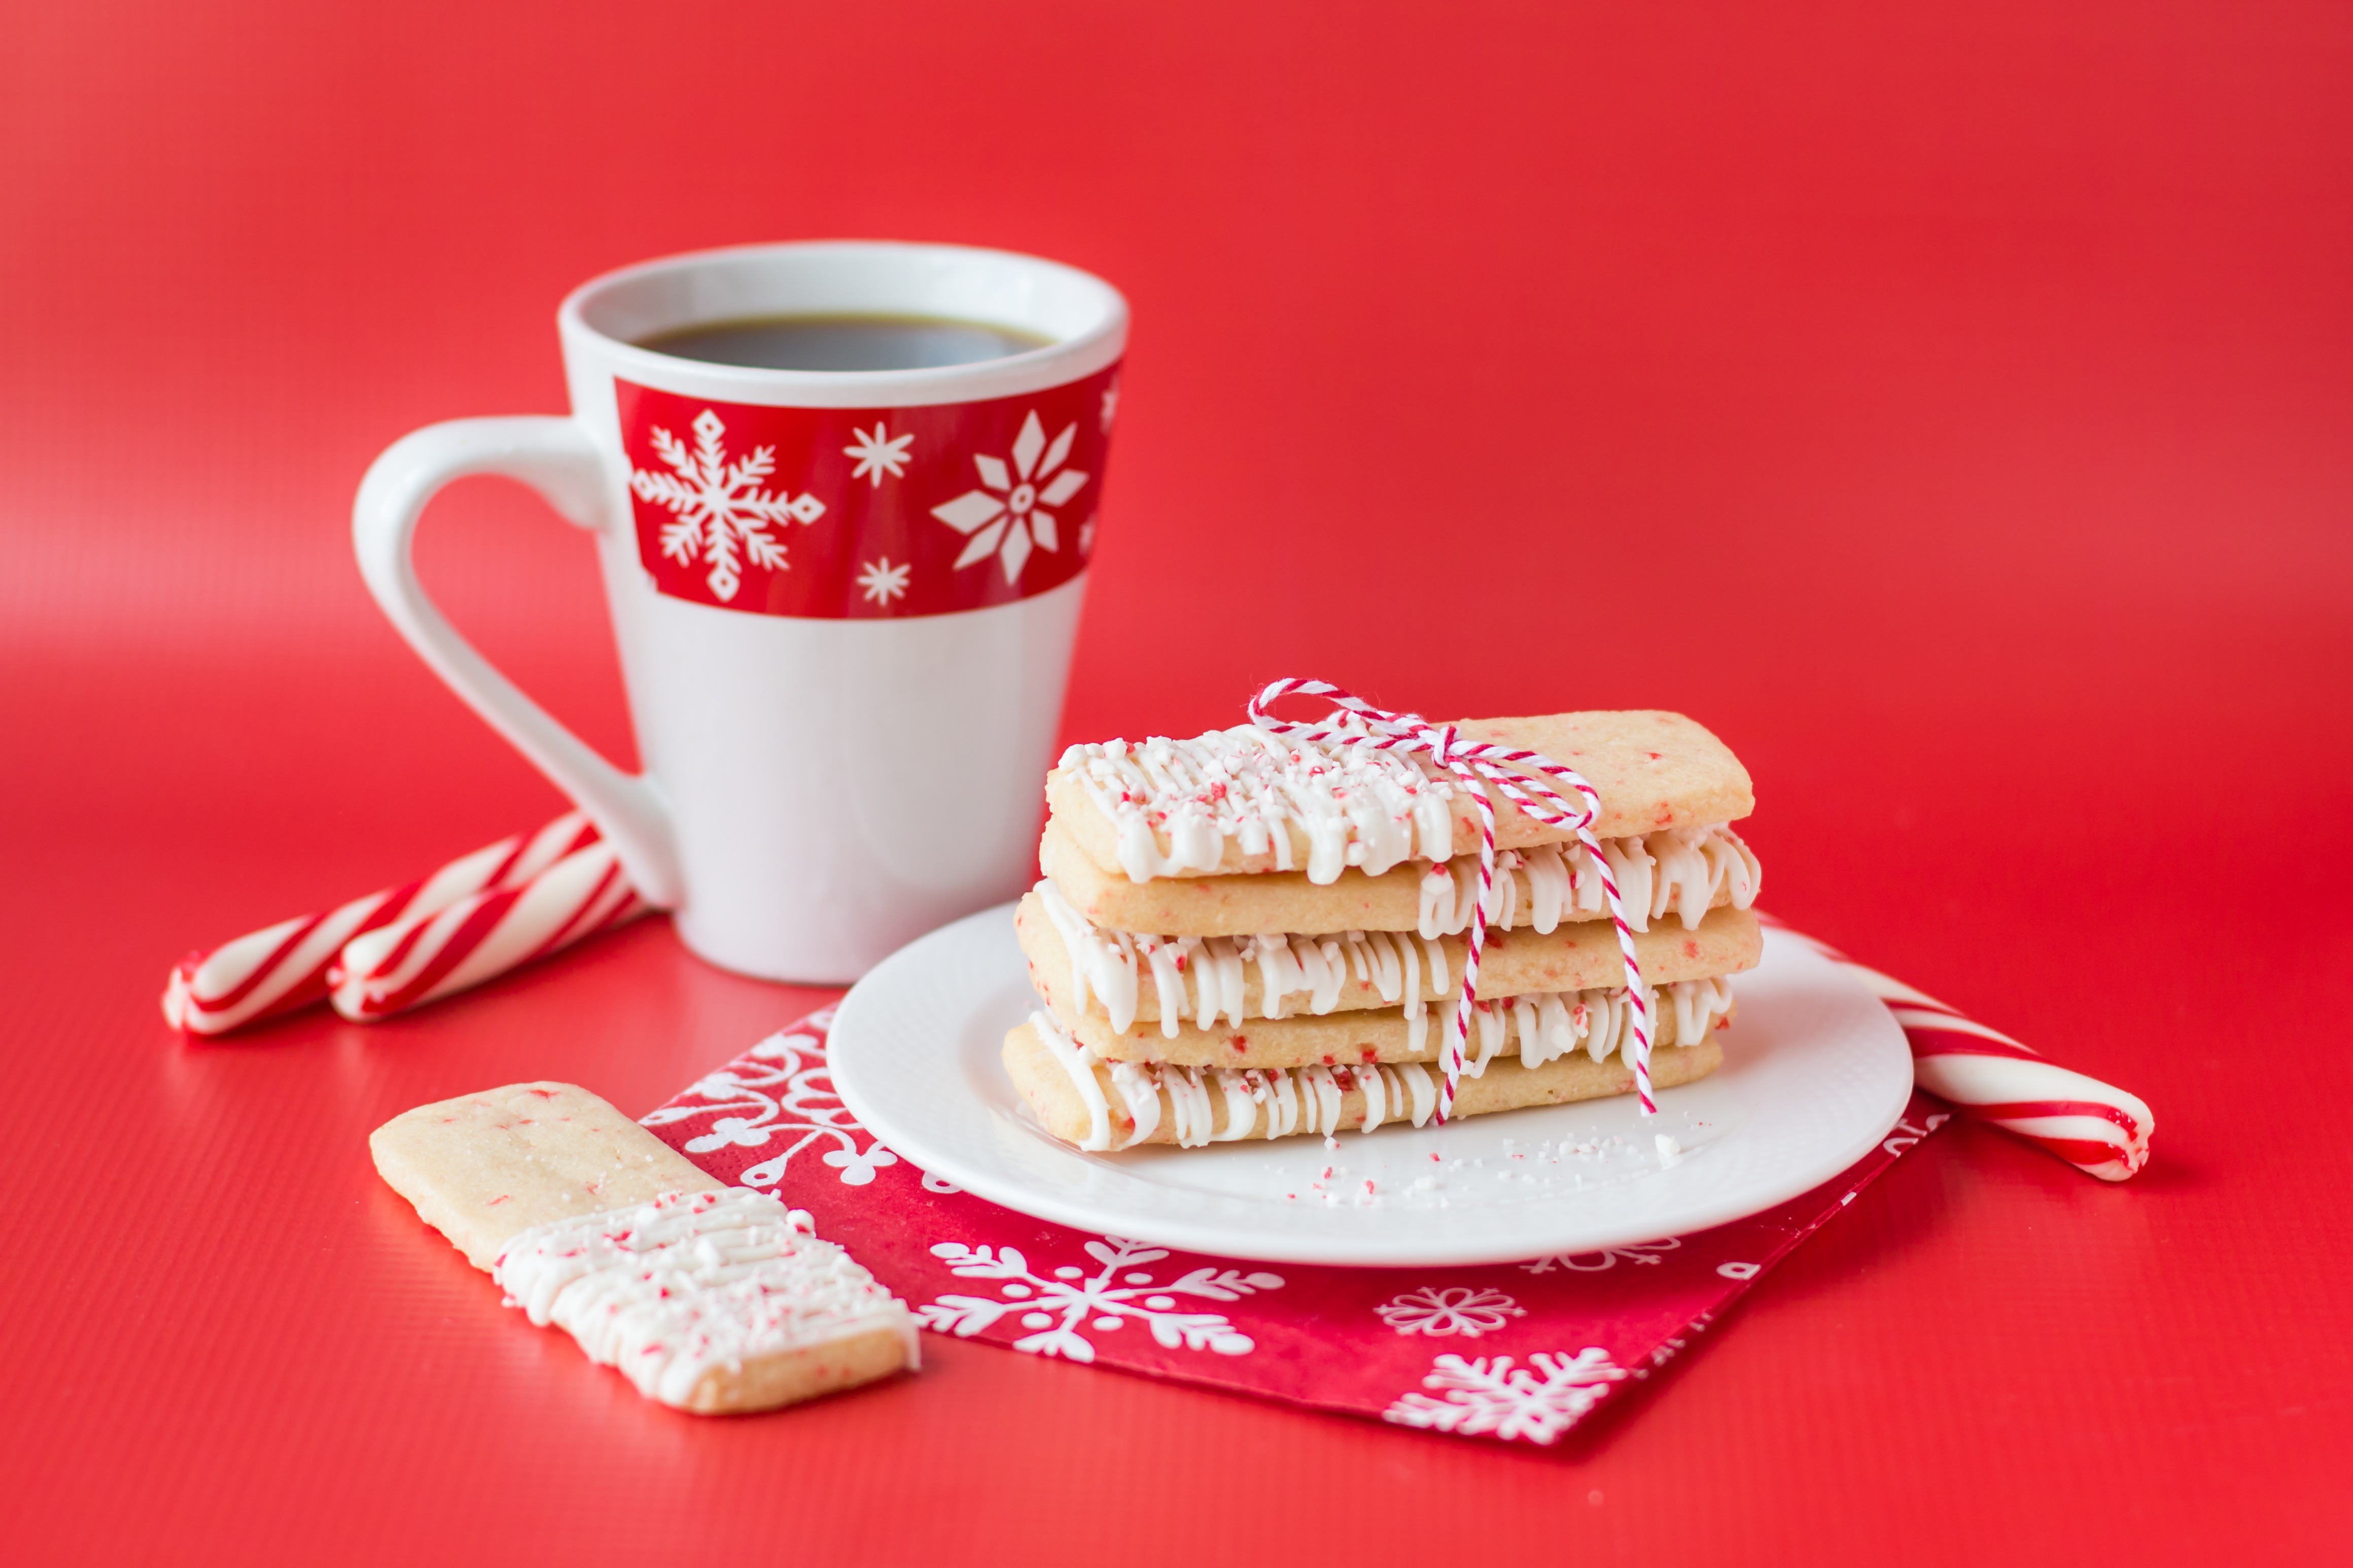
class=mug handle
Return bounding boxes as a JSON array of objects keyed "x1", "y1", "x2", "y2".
[{"x1": 352, "y1": 417, "x2": 682, "y2": 907}]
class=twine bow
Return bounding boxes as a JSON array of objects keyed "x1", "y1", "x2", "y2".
[{"x1": 1245, "y1": 679, "x2": 1656, "y2": 1122}]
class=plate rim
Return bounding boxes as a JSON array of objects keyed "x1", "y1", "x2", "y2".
[{"x1": 829, "y1": 904, "x2": 1914, "y2": 1266}]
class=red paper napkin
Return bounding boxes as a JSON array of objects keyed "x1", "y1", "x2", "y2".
[{"x1": 641, "y1": 1003, "x2": 1953, "y2": 1447}]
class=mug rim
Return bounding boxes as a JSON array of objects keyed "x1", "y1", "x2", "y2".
[{"x1": 558, "y1": 240, "x2": 1128, "y2": 403}]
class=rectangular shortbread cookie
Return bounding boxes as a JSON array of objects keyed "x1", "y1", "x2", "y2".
[
  {"x1": 371, "y1": 1082, "x2": 917, "y2": 1414},
  {"x1": 1062, "y1": 986, "x2": 1737, "y2": 1070},
  {"x1": 1019, "y1": 892, "x2": 1761, "y2": 1028},
  {"x1": 371, "y1": 1081, "x2": 722, "y2": 1270},
  {"x1": 1050, "y1": 710, "x2": 1753, "y2": 882},
  {"x1": 1041, "y1": 822, "x2": 1745, "y2": 940},
  {"x1": 1004, "y1": 1018, "x2": 1723, "y2": 1148}
]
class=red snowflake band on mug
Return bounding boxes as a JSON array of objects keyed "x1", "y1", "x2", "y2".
[
  {"x1": 161, "y1": 812, "x2": 605, "y2": 1035},
  {"x1": 327, "y1": 837, "x2": 647, "y2": 1020},
  {"x1": 1770, "y1": 922, "x2": 2153, "y2": 1181},
  {"x1": 1245, "y1": 679, "x2": 1655, "y2": 1123}
]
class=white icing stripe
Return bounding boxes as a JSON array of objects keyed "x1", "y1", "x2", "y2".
[
  {"x1": 1203, "y1": 941, "x2": 1244, "y2": 1028},
  {"x1": 1304, "y1": 1065, "x2": 1342, "y2": 1134},
  {"x1": 1165, "y1": 1065, "x2": 1213, "y2": 1146},
  {"x1": 1265, "y1": 1068, "x2": 1300, "y2": 1138},
  {"x1": 1037, "y1": 879, "x2": 1142, "y2": 1034},
  {"x1": 492, "y1": 1189, "x2": 914, "y2": 1408},
  {"x1": 1106, "y1": 1060, "x2": 1162, "y2": 1145},
  {"x1": 1358, "y1": 1060, "x2": 1389, "y2": 1134},
  {"x1": 1033, "y1": 1009, "x2": 1117, "y2": 1150},
  {"x1": 1526, "y1": 992, "x2": 1572, "y2": 1066},
  {"x1": 1365, "y1": 929, "x2": 1402, "y2": 1002},
  {"x1": 1141, "y1": 937, "x2": 1187, "y2": 1039},
  {"x1": 1398, "y1": 1062, "x2": 1437, "y2": 1127},
  {"x1": 1647, "y1": 823, "x2": 1764, "y2": 929},
  {"x1": 1468, "y1": 1001, "x2": 1508, "y2": 1076},
  {"x1": 1213, "y1": 1071, "x2": 1258, "y2": 1142}
]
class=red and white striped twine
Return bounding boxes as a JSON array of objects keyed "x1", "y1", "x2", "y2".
[
  {"x1": 161, "y1": 810, "x2": 636, "y2": 1035},
  {"x1": 1769, "y1": 922, "x2": 2153, "y2": 1181},
  {"x1": 1246, "y1": 679, "x2": 1656, "y2": 1123}
]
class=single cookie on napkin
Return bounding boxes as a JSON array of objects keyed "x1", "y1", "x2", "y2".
[{"x1": 371, "y1": 1081, "x2": 917, "y2": 1413}]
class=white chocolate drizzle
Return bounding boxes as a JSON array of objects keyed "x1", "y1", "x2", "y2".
[
  {"x1": 1059, "y1": 725, "x2": 1459, "y2": 884},
  {"x1": 1036, "y1": 826, "x2": 1751, "y2": 1037},
  {"x1": 1164, "y1": 1064, "x2": 1214, "y2": 1146},
  {"x1": 1459, "y1": 977, "x2": 1736, "y2": 1076},
  {"x1": 1046, "y1": 968, "x2": 1733, "y2": 1086},
  {"x1": 1033, "y1": 1008, "x2": 1118, "y2": 1149},
  {"x1": 1041, "y1": 880, "x2": 1460, "y2": 1036},
  {"x1": 1032, "y1": 1007, "x2": 1678, "y2": 1147},
  {"x1": 491, "y1": 1188, "x2": 915, "y2": 1407},
  {"x1": 1411, "y1": 826, "x2": 1761, "y2": 939},
  {"x1": 1106, "y1": 1058, "x2": 1162, "y2": 1146}
]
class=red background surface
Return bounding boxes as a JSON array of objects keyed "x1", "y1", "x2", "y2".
[{"x1": 3, "y1": 2, "x2": 2347, "y2": 1561}]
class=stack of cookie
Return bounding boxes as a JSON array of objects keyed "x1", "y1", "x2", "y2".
[{"x1": 1003, "y1": 710, "x2": 1764, "y2": 1151}]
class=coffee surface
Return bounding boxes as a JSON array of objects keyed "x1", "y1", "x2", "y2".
[{"x1": 636, "y1": 313, "x2": 1051, "y2": 372}]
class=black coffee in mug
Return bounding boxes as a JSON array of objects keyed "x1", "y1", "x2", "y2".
[{"x1": 636, "y1": 313, "x2": 1053, "y2": 372}]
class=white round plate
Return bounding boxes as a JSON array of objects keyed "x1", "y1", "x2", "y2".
[{"x1": 829, "y1": 905, "x2": 1913, "y2": 1267}]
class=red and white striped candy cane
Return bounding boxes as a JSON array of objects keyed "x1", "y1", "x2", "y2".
[
  {"x1": 1246, "y1": 679, "x2": 1655, "y2": 1123},
  {"x1": 328, "y1": 836, "x2": 648, "y2": 1021},
  {"x1": 1773, "y1": 924, "x2": 2153, "y2": 1181},
  {"x1": 162, "y1": 811, "x2": 603, "y2": 1036}
]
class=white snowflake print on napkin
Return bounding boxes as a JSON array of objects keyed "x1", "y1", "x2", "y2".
[
  {"x1": 856, "y1": 558, "x2": 910, "y2": 608},
  {"x1": 1375, "y1": 1285, "x2": 1528, "y2": 1339},
  {"x1": 1383, "y1": 1349, "x2": 1629, "y2": 1445},
  {"x1": 916, "y1": 1237, "x2": 1281, "y2": 1362},
  {"x1": 1520, "y1": 1238, "x2": 1683, "y2": 1275},
  {"x1": 639, "y1": 1029, "x2": 896, "y2": 1187},
  {"x1": 630, "y1": 409, "x2": 825, "y2": 601},
  {"x1": 844, "y1": 422, "x2": 913, "y2": 485},
  {"x1": 930, "y1": 410, "x2": 1087, "y2": 585}
]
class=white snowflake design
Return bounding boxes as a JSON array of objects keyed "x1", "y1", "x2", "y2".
[
  {"x1": 916, "y1": 1236, "x2": 1282, "y2": 1363},
  {"x1": 1520, "y1": 1237, "x2": 1683, "y2": 1275},
  {"x1": 1100, "y1": 380, "x2": 1118, "y2": 432},
  {"x1": 1375, "y1": 1286, "x2": 1527, "y2": 1339},
  {"x1": 844, "y1": 422, "x2": 914, "y2": 485},
  {"x1": 930, "y1": 410, "x2": 1087, "y2": 585},
  {"x1": 1882, "y1": 1112, "x2": 1950, "y2": 1158},
  {"x1": 856, "y1": 557, "x2": 910, "y2": 607},
  {"x1": 639, "y1": 1029, "x2": 898, "y2": 1187},
  {"x1": 1383, "y1": 1349, "x2": 1629, "y2": 1445},
  {"x1": 631, "y1": 409, "x2": 825, "y2": 601}
]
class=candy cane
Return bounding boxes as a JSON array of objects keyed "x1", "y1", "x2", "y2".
[
  {"x1": 328, "y1": 837, "x2": 648, "y2": 1021},
  {"x1": 162, "y1": 811, "x2": 603, "y2": 1036},
  {"x1": 1772, "y1": 924, "x2": 2153, "y2": 1181},
  {"x1": 1246, "y1": 679, "x2": 1654, "y2": 1123}
]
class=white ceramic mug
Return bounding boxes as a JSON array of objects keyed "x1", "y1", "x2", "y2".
[{"x1": 353, "y1": 241, "x2": 1127, "y2": 982}]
